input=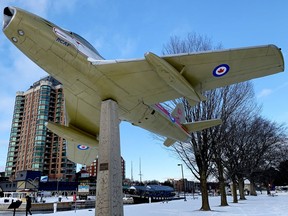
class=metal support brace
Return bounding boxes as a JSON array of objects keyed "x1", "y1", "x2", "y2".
[{"x1": 145, "y1": 52, "x2": 206, "y2": 104}]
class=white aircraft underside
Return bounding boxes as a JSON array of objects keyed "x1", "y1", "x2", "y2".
[{"x1": 3, "y1": 7, "x2": 284, "y2": 165}]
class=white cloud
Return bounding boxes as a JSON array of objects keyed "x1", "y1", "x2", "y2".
[
  {"x1": 1, "y1": 44, "x2": 48, "y2": 90},
  {"x1": 119, "y1": 38, "x2": 138, "y2": 58},
  {"x1": 257, "y1": 80, "x2": 288, "y2": 99},
  {"x1": 0, "y1": 0, "x2": 49, "y2": 18},
  {"x1": 0, "y1": 95, "x2": 14, "y2": 114},
  {"x1": 0, "y1": 118, "x2": 12, "y2": 132},
  {"x1": 0, "y1": 99, "x2": 12, "y2": 133},
  {"x1": 23, "y1": 0, "x2": 50, "y2": 17},
  {"x1": 257, "y1": 88, "x2": 273, "y2": 98},
  {"x1": 0, "y1": 0, "x2": 82, "y2": 21},
  {"x1": 112, "y1": 34, "x2": 139, "y2": 58},
  {"x1": 50, "y1": 1, "x2": 79, "y2": 14}
]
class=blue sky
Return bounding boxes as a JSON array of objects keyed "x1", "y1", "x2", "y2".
[{"x1": 0, "y1": 0, "x2": 287, "y2": 182}]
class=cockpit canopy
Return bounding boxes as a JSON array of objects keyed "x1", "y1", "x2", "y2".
[{"x1": 70, "y1": 32, "x2": 102, "y2": 58}]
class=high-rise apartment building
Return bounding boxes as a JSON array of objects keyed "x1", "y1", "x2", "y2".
[{"x1": 5, "y1": 76, "x2": 76, "y2": 181}]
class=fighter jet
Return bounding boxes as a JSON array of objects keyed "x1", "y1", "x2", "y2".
[{"x1": 3, "y1": 7, "x2": 284, "y2": 165}]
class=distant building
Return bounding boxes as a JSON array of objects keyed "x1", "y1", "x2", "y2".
[
  {"x1": 5, "y1": 76, "x2": 76, "y2": 181},
  {"x1": 86, "y1": 157, "x2": 126, "y2": 180},
  {"x1": 14, "y1": 170, "x2": 41, "y2": 192},
  {"x1": 0, "y1": 172, "x2": 4, "y2": 177}
]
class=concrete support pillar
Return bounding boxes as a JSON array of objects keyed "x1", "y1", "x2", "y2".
[{"x1": 96, "y1": 99, "x2": 123, "y2": 216}]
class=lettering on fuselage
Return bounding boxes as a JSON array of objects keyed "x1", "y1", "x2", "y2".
[{"x1": 56, "y1": 37, "x2": 71, "y2": 47}]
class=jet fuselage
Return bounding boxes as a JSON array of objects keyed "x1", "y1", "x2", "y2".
[{"x1": 3, "y1": 6, "x2": 191, "y2": 143}]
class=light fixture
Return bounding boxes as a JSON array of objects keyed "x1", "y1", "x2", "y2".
[
  {"x1": 12, "y1": 37, "x2": 18, "y2": 43},
  {"x1": 18, "y1": 29, "x2": 25, "y2": 36}
]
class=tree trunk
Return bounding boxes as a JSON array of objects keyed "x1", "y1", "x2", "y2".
[
  {"x1": 238, "y1": 177, "x2": 246, "y2": 200},
  {"x1": 232, "y1": 179, "x2": 238, "y2": 203},
  {"x1": 200, "y1": 171, "x2": 211, "y2": 211},
  {"x1": 249, "y1": 179, "x2": 257, "y2": 196},
  {"x1": 266, "y1": 185, "x2": 271, "y2": 195},
  {"x1": 219, "y1": 180, "x2": 228, "y2": 206},
  {"x1": 217, "y1": 160, "x2": 228, "y2": 206}
]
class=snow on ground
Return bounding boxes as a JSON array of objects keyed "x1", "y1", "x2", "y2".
[{"x1": 30, "y1": 192, "x2": 288, "y2": 216}]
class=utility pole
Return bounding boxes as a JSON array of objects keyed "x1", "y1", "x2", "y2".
[
  {"x1": 139, "y1": 158, "x2": 142, "y2": 183},
  {"x1": 131, "y1": 161, "x2": 133, "y2": 182},
  {"x1": 178, "y1": 163, "x2": 186, "y2": 201}
]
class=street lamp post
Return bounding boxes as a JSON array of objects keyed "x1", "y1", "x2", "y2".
[
  {"x1": 178, "y1": 164, "x2": 187, "y2": 201},
  {"x1": 56, "y1": 178, "x2": 61, "y2": 197},
  {"x1": 56, "y1": 179, "x2": 59, "y2": 197}
]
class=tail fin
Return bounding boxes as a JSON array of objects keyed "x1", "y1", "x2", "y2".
[
  {"x1": 163, "y1": 119, "x2": 222, "y2": 147},
  {"x1": 183, "y1": 119, "x2": 222, "y2": 132},
  {"x1": 171, "y1": 103, "x2": 186, "y2": 124}
]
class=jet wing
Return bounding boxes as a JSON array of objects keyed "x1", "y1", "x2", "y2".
[
  {"x1": 46, "y1": 121, "x2": 98, "y2": 165},
  {"x1": 164, "y1": 44, "x2": 284, "y2": 91},
  {"x1": 49, "y1": 44, "x2": 283, "y2": 165},
  {"x1": 93, "y1": 44, "x2": 284, "y2": 105},
  {"x1": 66, "y1": 141, "x2": 98, "y2": 165}
]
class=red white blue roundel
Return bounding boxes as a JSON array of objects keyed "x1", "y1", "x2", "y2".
[
  {"x1": 77, "y1": 145, "x2": 89, "y2": 150},
  {"x1": 213, "y1": 64, "x2": 230, "y2": 77}
]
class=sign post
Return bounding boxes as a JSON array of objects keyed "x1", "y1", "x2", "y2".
[{"x1": 8, "y1": 200, "x2": 22, "y2": 216}]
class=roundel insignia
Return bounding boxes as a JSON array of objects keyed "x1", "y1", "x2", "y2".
[
  {"x1": 177, "y1": 108, "x2": 182, "y2": 115},
  {"x1": 77, "y1": 145, "x2": 89, "y2": 150},
  {"x1": 213, "y1": 64, "x2": 230, "y2": 77}
]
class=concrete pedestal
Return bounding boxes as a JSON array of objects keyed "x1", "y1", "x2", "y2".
[{"x1": 96, "y1": 99, "x2": 123, "y2": 216}]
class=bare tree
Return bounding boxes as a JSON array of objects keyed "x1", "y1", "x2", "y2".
[
  {"x1": 162, "y1": 32, "x2": 287, "y2": 210},
  {"x1": 222, "y1": 112, "x2": 287, "y2": 202},
  {"x1": 210, "y1": 81, "x2": 258, "y2": 204},
  {"x1": 162, "y1": 33, "x2": 264, "y2": 209},
  {"x1": 163, "y1": 33, "x2": 222, "y2": 54},
  {"x1": 239, "y1": 117, "x2": 287, "y2": 196},
  {"x1": 170, "y1": 81, "x2": 257, "y2": 208},
  {"x1": 163, "y1": 33, "x2": 222, "y2": 211}
]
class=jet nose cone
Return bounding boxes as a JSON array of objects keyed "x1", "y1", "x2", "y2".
[{"x1": 3, "y1": 6, "x2": 16, "y2": 30}]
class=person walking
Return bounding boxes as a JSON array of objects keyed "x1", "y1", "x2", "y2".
[{"x1": 26, "y1": 195, "x2": 32, "y2": 216}]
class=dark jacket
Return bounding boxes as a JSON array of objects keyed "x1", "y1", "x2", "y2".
[{"x1": 26, "y1": 197, "x2": 32, "y2": 209}]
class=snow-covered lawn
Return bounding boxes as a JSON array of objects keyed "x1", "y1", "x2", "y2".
[{"x1": 30, "y1": 192, "x2": 288, "y2": 216}]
